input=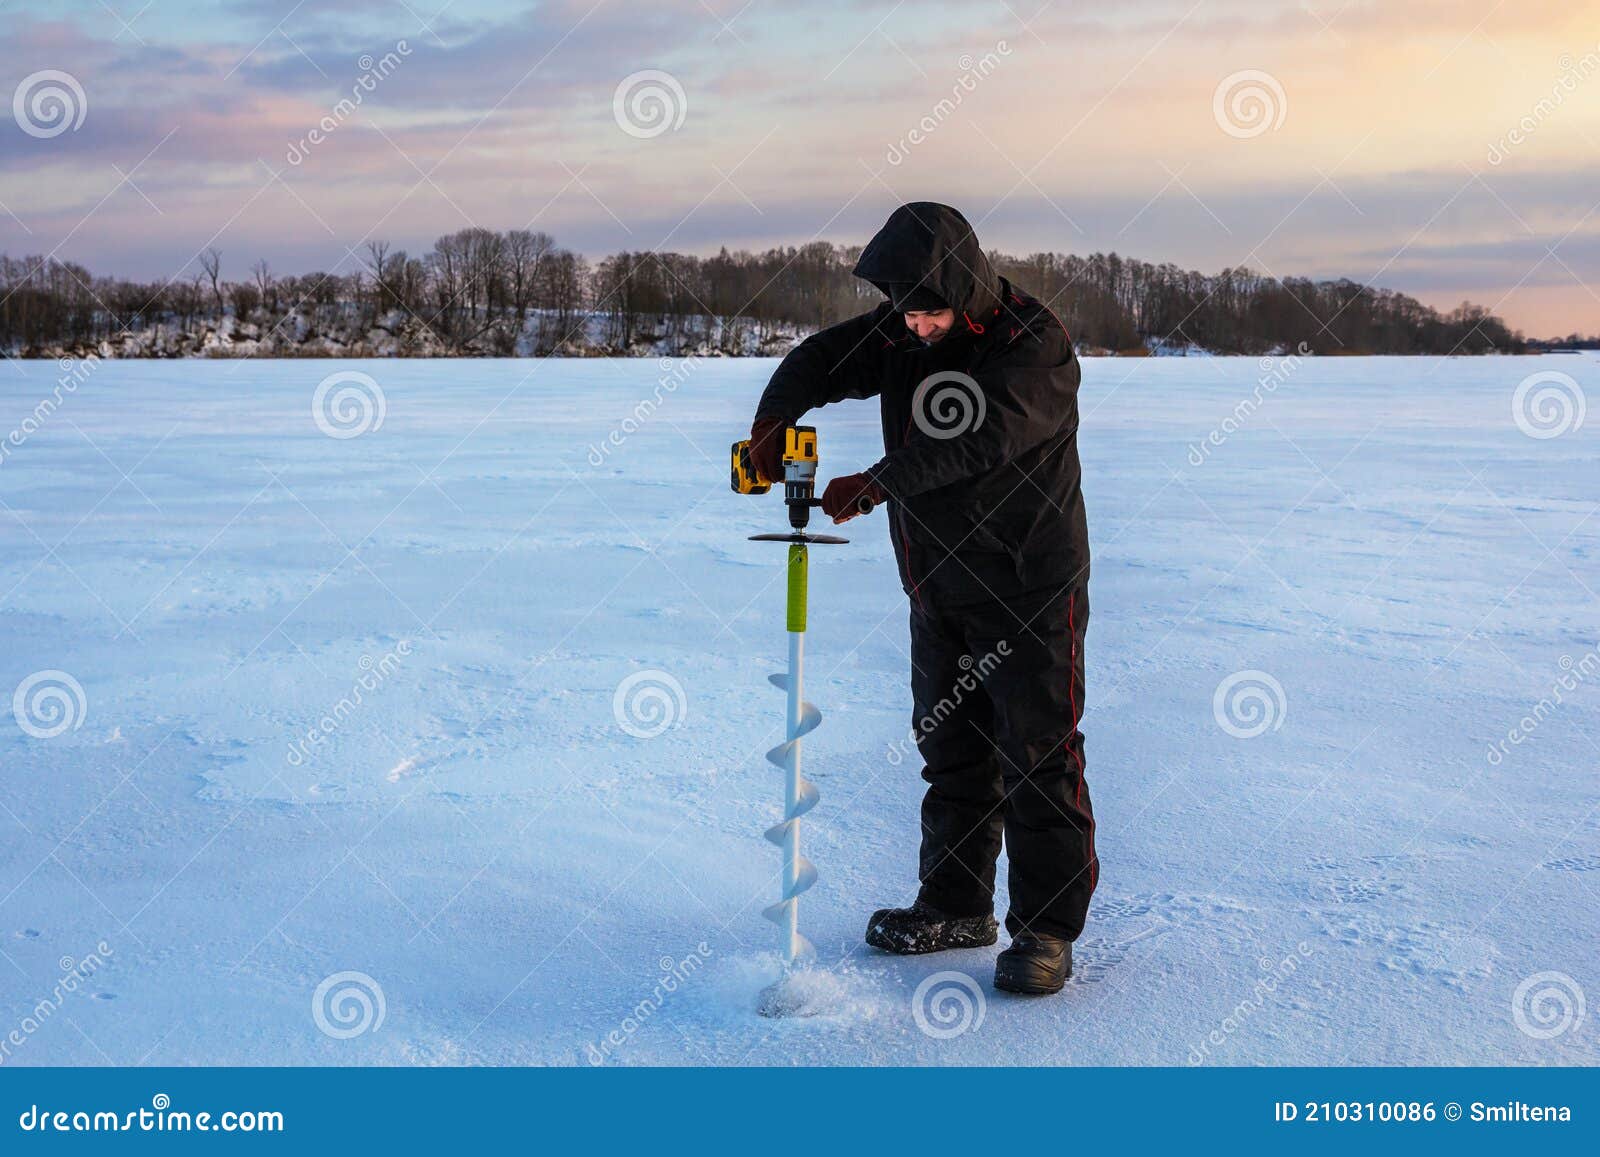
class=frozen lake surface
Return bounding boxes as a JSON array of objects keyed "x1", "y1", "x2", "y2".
[{"x1": 1, "y1": 353, "x2": 1596, "y2": 1065}]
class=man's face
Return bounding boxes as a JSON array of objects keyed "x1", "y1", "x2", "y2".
[{"x1": 904, "y1": 309, "x2": 956, "y2": 344}]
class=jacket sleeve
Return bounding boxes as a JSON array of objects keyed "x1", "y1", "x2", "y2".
[
  {"x1": 754, "y1": 306, "x2": 892, "y2": 423},
  {"x1": 868, "y1": 334, "x2": 1081, "y2": 499}
]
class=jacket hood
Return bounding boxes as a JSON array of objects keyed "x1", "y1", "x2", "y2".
[{"x1": 853, "y1": 202, "x2": 1000, "y2": 323}]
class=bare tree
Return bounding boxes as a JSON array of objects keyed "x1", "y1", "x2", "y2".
[
  {"x1": 363, "y1": 240, "x2": 391, "y2": 314},
  {"x1": 251, "y1": 259, "x2": 276, "y2": 315},
  {"x1": 228, "y1": 281, "x2": 259, "y2": 321},
  {"x1": 424, "y1": 230, "x2": 502, "y2": 351},
  {"x1": 504, "y1": 229, "x2": 553, "y2": 324},
  {"x1": 199, "y1": 247, "x2": 224, "y2": 313}
]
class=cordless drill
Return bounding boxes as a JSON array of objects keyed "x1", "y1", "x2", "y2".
[{"x1": 731, "y1": 425, "x2": 874, "y2": 530}]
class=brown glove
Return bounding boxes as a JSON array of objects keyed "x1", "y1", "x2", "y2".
[
  {"x1": 749, "y1": 417, "x2": 786, "y2": 484},
  {"x1": 820, "y1": 473, "x2": 887, "y2": 524}
]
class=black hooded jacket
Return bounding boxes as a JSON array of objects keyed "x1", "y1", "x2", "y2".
[{"x1": 755, "y1": 202, "x2": 1090, "y2": 610}]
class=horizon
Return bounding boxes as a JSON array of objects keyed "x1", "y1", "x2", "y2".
[{"x1": 2, "y1": 0, "x2": 1597, "y2": 338}]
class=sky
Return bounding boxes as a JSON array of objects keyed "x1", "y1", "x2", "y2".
[{"x1": 1, "y1": 0, "x2": 1597, "y2": 337}]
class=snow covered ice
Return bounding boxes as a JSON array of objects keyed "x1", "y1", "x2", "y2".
[{"x1": 1, "y1": 353, "x2": 1596, "y2": 1066}]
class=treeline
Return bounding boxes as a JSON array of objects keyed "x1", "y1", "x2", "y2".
[
  {"x1": 992, "y1": 252, "x2": 1525, "y2": 355},
  {"x1": 0, "y1": 231, "x2": 1530, "y2": 358},
  {"x1": 1528, "y1": 333, "x2": 1600, "y2": 350}
]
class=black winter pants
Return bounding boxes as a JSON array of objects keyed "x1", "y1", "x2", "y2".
[{"x1": 910, "y1": 584, "x2": 1097, "y2": 941}]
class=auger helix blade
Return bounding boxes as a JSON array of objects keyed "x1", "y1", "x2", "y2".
[
  {"x1": 759, "y1": 903, "x2": 818, "y2": 947},
  {"x1": 766, "y1": 642, "x2": 821, "y2": 970},
  {"x1": 764, "y1": 782, "x2": 818, "y2": 822},
  {"x1": 761, "y1": 854, "x2": 817, "y2": 899},
  {"x1": 765, "y1": 678, "x2": 820, "y2": 725},
  {"x1": 765, "y1": 690, "x2": 820, "y2": 825}
]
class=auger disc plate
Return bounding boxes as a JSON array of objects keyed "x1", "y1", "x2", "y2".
[{"x1": 748, "y1": 532, "x2": 849, "y2": 544}]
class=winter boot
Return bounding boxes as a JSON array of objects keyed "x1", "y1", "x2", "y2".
[
  {"x1": 864, "y1": 900, "x2": 998, "y2": 955},
  {"x1": 993, "y1": 933, "x2": 1072, "y2": 994}
]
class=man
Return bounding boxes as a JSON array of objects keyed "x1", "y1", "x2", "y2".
[{"x1": 747, "y1": 202, "x2": 1096, "y2": 995}]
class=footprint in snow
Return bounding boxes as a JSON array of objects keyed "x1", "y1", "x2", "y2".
[
  {"x1": 1323, "y1": 916, "x2": 1494, "y2": 988},
  {"x1": 1320, "y1": 878, "x2": 1406, "y2": 906},
  {"x1": 1093, "y1": 892, "x2": 1254, "y2": 925},
  {"x1": 1092, "y1": 895, "x2": 1158, "y2": 920},
  {"x1": 1068, "y1": 936, "x2": 1133, "y2": 985}
]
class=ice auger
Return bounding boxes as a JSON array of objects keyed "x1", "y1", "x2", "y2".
[{"x1": 730, "y1": 425, "x2": 873, "y2": 1016}]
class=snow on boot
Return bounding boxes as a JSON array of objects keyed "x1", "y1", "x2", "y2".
[
  {"x1": 993, "y1": 933, "x2": 1072, "y2": 994},
  {"x1": 864, "y1": 900, "x2": 998, "y2": 955}
]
